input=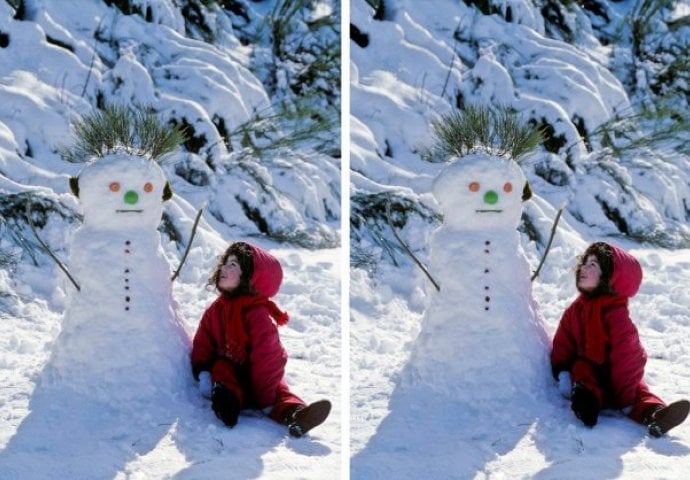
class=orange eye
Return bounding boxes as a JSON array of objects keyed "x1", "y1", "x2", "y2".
[
  {"x1": 469, "y1": 182, "x2": 480, "y2": 192},
  {"x1": 109, "y1": 182, "x2": 121, "y2": 192},
  {"x1": 143, "y1": 182, "x2": 153, "y2": 193},
  {"x1": 504, "y1": 182, "x2": 513, "y2": 193}
]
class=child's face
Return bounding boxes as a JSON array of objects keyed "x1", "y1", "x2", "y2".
[
  {"x1": 218, "y1": 255, "x2": 242, "y2": 292},
  {"x1": 578, "y1": 255, "x2": 601, "y2": 292}
]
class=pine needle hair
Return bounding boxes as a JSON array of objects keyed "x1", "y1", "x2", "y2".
[
  {"x1": 430, "y1": 104, "x2": 543, "y2": 202},
  {"x1": 60, "y1": 104, "x2": 187, "y2": 163},
  {"x1": 430, "y1": 104, "x2": 545, "y2": 161}
]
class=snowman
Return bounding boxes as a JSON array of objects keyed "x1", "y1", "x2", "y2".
[
  {"x1": 0, "y1": 109, "x2": 194, "y2": 476},
  {"x1": 405, "y1": 151, "x2": 550, "y2": 405},
  {"x1": 41, "y1": 150, "x2": 191, "y2": 406}
]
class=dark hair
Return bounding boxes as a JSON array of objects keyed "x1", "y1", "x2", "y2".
[
  {"x1": 207, "y1": 242, "x2": 256, "y2": 297},
  {"x1": 575, "y1": 242, "x2": 615, "y2": 297}
]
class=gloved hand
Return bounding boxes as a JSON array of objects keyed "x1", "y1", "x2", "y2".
[
  {"x1": 212, "y1": 383, "x2": 240, "y2": 427},
  {"x1": 558, "y1": 371, "x2": 572, "y2": 399},
  {"x1": 198, "y1": 371, "x2": 213, "y2": 399}
]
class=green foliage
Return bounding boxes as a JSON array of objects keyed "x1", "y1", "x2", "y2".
[
  {"x1": 351, "y1": 192, "x2": 440, "y2": 268},
  {"x1": 256, "y1": 0, "x2": 340, "y2": 106},
  {"x1": 539, "y1": 0, "x2": 581, "y2": 43},
  {"x1": 226, "y1": 100, "x2": 339, "y2": 159},
  {"x1": 60, "y1": 104, "x2": 187, "y2": 162},
  {"x1": 179, "y1": 0, "x2": 217, "y2": 43},
  {"x1": 0, "y1": 192, "x2": 77, "y2": 267},
  {"x1": 173, "y1": 1, "x2": 342, "y2": 159},
  {"x1": 621, "y1": 0, "x2": 690, "y2": 97},
  {"x1": 629, "y1": 0, "x2": 675, "y2": 55},
  {"x1": 225, "y1": 1, "x2": 341, "y2": 159},
  {"x1": 0, "y1": 247, "x2": 16, "y2": 271},
  {"x1": 592, "y1": 96, "x2": 690, "y2": 156},
  {"x1": 430, "y1": 104, "x2": 545, "y2": 161}
]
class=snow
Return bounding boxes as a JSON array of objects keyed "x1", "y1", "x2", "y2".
[
  {"x1": 351, "y1": 0, "x2": 690, "y2": 478},
  {"x1": 0, "y1": 241, "x2": 341, "y2": 479},
  {"x1": 1, "y1": 1, "x2": 340, "y2": 478},
  {"x1": 2, "y1": 0, "x2": 690, "y2": 478},
  {"x1": 351, "y1": 243, "x2": 690, "y2": 479}
]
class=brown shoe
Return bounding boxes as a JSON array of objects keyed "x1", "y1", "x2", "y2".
[
  {"x1": 647, "y1": 400, "x2": 690, "y2": 438},
  {"x1": 287, "y1": 399, "x2": 331, "y2": 438}
]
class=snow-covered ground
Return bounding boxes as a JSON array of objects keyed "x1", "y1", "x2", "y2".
[
  {"x1": 2, "y1": 0, "x2": 690, "y2": 478},
  {"x1": 1, "y1": 242, "x2": 341, "y2": 479},
  {"x1": 351, "y1": 237, "x2": 690, "y2": 479},
  {"x1": 350, "y1": 0, "x2": 690, "y2": 478},
  {"x1": 1, "y1": 1, "x2": 341, "y2": 478}
]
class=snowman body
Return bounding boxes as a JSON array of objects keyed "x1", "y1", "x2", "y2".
[
  {"x1": 46, "y1": 153, "x2": 190, "y2": 406},
  {"x1": 407, "y1": 153, "x2": 549, "y2": 404}
]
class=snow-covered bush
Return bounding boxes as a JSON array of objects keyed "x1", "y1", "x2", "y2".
[
  {"x1": 0, "y1": 192, "x2": 77, "y2": 267},
  {"x1": 0, "y1": 0, "x2": 341, "y2": 274},
  {"x1": 351, "y1": 0, "x2": 690, "y2": 279},
  {"x1": 350, "y1": 191, "x2": 440, "y2": 268}
]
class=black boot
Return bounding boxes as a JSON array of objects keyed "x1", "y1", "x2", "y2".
[
  {"x1": 571, "y1": 383, "x2": 600, "y2": 427},
  {"x1": 287, "y1": 399, "x2": 331, "y2": 438},
  {"x1": 211, "y1": 383, "x2": 240, "y2": 427},
  {"x1": 645, "y1": 400, "x2": 690, "y2": 438}
]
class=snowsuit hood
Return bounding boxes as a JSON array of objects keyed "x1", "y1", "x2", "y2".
[
  {"x1": 248, "y1": 244, "x2": 283, "y2": 298},
  {"x1": 608, "y1": 243, "x2": 643, "y2": 299}
]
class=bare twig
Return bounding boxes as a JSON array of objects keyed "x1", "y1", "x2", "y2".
[
  {"x1": 81, "y1": 16, "x2": 106, "y2": 99},
  {"x1": 441, "y1": 17, "x2": 463, "y2": 99},
  {"x1": 531, "y1": 206, "x2": 564, "y2": 282},
  {"x1": 171, "y1": 206, "x2": 204, "y2": 282},
  {"x1": 385, "y1": 200, "x2": 440, "y2": 292},
  {"x1": 25, "y1": 201, "x2": 81, "y2": 291}
]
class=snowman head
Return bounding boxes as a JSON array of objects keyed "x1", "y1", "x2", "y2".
[
  {"x1": 71, "y1": 152, "x2": 172, "y2": 230},
  {"x1": 433, "y1": 152, "x2": 530, "y2": 230}
]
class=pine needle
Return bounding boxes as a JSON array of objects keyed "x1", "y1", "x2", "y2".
[
  {"x1": 60, "y1": 104, "x2": 187, "y2": 163},
  {"x1": 431, "y1": 104, "x2": 544, "y2": 160}
]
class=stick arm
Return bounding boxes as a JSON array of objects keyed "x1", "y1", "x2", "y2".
[
  {"x1": 25, "y1": 201, "x2": 81, "y2": 291},
  {"x1": 171, "y1": 205, "x2": 204, "y2": 282}
]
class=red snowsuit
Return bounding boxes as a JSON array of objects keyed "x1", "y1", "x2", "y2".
[
  {"x1": 191, "y1": 244, "x2": 305, "y2": 424},
  {"x1": 551, "y1": 244, "x2": 664, "y2": 423}
]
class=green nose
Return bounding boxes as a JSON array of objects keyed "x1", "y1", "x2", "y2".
[
  {"x1": 483, "y1": 190, "x2": 498, "y2": 205},
  {"x1": 124, "y1": 190, "x2": 139, "y2": 205}
]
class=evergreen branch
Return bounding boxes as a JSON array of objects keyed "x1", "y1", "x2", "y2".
[
  {"x1": 60, "y1": 104, "x2": 187, "y2": 163},
  {"x1": 431, "y1": 104, "x2": 544, "y2": 161},
  {"x1": 590, "y1": 96, "x2": 690, "y2": 156}
]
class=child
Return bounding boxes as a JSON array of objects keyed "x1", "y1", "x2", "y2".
[
  {"x1": 551, "y1": 242, "x2": 689, "y2": 437},
  {"x1": 191, "y1": 241, "x2": 331, "y2": 437}
]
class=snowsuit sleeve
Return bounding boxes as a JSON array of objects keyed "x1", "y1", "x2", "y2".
[
  {"x1": 246, "y1": 306, "x2": 288, "y2": 408},
  {"x1": 190, "y1": 307, "x2": 219, "y2": 381},
  {"x1": 551, "y1": 305, "x2": 578, "y2": 380},
  {"x1": 605, "y1": 306, "x2": 646, "y2": 408}
]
